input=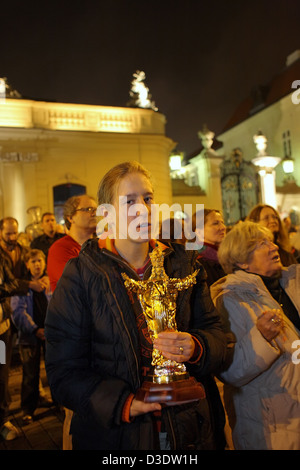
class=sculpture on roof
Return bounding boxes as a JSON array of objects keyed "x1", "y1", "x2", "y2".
[
  {"x1": 198, "y1": 124, "x2": 215, "y2": 150},
  {"x1": 0, "y1": 77, "x2": 22, "y2": 100},
  {"x1": 127, "y1": 70, "x2": 158, "y2": 111}
]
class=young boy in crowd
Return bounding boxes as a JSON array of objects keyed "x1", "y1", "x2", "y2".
[{"x1": 11, "y1": 249, "x2": 52, "y2": 424}]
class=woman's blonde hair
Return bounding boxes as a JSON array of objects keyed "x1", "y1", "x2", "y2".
[
  {"x1": 218, "y1": 220, "x2": 273, "y2": 274},
  {"x1": 97, "y1": 161, "x2": 153, "y2": 205}
]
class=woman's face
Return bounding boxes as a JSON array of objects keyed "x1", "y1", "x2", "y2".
[
  {"x1": 203, "y1": 211, "x2": 226, "y2": 246},
  {"x1": 113, "y1": 172, "x2": 154, "y2": 243},
  {"x1": 244, "y1": 237, "x2": 282, "y2": 277},
  {"x1": 258, "y1": 207, "x2": 280, "y2": 234}
]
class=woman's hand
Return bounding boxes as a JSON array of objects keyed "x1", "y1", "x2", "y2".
[
  {"x1": 153, "y1": 330, "x2": 195, "y2": 363},
  {"x1": 256, "y1": 309, "x2": 284, "y2": 342},
  {"x1": 130, "y1": 398, "x2": 161, "y2": 418}
]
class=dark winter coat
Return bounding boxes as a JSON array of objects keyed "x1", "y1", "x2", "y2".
[
  {"x1": 0, "y1": 248, "x2": 29, "y2": 335},
  {"x1": 197, "y1": 243, "x2": 225, "y2": 287},
  {"x1": 45, "y1": 239, "x2": 230, "y2": 450}
]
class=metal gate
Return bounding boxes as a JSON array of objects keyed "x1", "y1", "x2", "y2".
[{"x1": 220, "y1": 149, "x2": 259, "y2": 226}]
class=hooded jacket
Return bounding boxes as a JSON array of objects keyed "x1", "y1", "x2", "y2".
[
  {"x1": 45, "y1": 239, "x2": 229, "y2": 450},
  {"x1": 210, "y1": 265, "x2": 300, "y2": 450}
]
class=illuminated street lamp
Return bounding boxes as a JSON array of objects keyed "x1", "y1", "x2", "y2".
[
  {"x1": 0, "y1": 78, "x2": 5, "y2": 103},
  {"x1": 252, "y1": 131, "x2": 281, "y2": 209},
  {"x1": 281, "y1": 155, "x2": 295, "y2": 175},
  {"x1": 169, "y1": 154, "x2": 182, "y2": 171},
  {"x1": 169, "y1": 151, "x2": 186, "y2": 180}
]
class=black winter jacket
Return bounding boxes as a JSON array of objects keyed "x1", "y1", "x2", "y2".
[{"x1": 45, "y1": 239, "x2": 229, "y2": 450}]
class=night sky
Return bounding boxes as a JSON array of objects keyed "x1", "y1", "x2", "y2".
[{"x1": 1, "y1": 0, "x2": 300, "y2": 155}]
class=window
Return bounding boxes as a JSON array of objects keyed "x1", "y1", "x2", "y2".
[
  {"x1": 53, "y1": 183, "x2": 86, "y2": 225},
  {"x1": 282, "y1": 130, "x2": 292, "y2": 157}
]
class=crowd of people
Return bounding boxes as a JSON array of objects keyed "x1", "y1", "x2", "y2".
[
  {"x1": 0, "y1": 160, "x2": 299, "y2": 451},
  {"x1": 0, "y1": 194, "x2": 98, "y2": 442}
]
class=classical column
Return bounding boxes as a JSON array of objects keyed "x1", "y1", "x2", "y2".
[{"x1": 252, "y1": 131, "x2": 281, "y2": 209}]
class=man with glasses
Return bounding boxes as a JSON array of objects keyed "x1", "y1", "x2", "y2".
[
  {"x1": 47, "y1": 195, "x2": 97, "y2": 292},
  {"x1": 46, "y1": 194, "x2": 97, "y2": 449}
]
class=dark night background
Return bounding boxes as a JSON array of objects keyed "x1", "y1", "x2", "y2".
[{"x1": 1, "y1": 0, "x2": 300, "y2": 154}]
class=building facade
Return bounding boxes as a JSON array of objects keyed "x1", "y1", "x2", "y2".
[
  {"x1": 174, "y1": 50, "x2": 300, "y2": 226},
  {"x1": 0, "y1": 93, "x2": 175, "y2": 231},
  {"x1": 216, "y1": 50, "x2": 300, "y2": 222},
  {"x1": 169, "y1": 125, "x2": 225, "y2": 218}
]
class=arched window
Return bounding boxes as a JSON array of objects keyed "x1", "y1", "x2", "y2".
[{"x1": 53, "y1": 183, "x2": 86, "y2": 225}]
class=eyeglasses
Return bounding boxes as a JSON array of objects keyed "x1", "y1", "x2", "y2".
[
  {"x1": 75, "y1": 207, "x2": 97, "y2": 215},
  {"x1": 256, "y1": 238, "x2": 277, "y2": 249},
  {"x1": 259, "y1": 214, "x2": 279, "y2": 223}
]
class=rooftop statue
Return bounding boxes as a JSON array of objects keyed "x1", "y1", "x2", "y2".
[
  {"x1": 0, "y1": 77, "x2": 22, "y2": 99},
  {"x1": 127, "y1": 70, "x2": 158, "y2": 111}
]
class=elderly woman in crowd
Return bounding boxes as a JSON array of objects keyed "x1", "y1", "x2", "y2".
[
  {"x1": 210, "y1": 220, "x2": 300, "y2": 450},
  {"x1": 247, "y1": 203, "x2": 297, "y2": 266}
]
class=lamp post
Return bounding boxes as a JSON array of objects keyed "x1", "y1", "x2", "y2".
[
  {"x1": 252, "y1": 131, "x2": 281, "y2": 209},
  {"x1": 281, "y1": 155, "x2": 295, "y2": 182},
  {"x1": 169, "y1": 153, "x2": 182, "y2": 172},
  {"x1": 169, "y1": 151, "x2": 186, "y2": 180}
]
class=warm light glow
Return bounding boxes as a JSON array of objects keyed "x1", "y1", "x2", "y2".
[
  {"x1": 252, "y1": 156, "x2": 281, "y2": 169},
  {"x1": 0, "y1": 99, "x2": 165, "y2": 134},
  {"x1": 282, "y1": 158, "x2": 294, "y2": 174},
  {"x1": 253, "y1": 132, "x2": 267, "y2": 155},
  {"x1": 261, "y1": 171, "x2": 278, "y2": 208},
  {"x1": 129, "y1": 71, "x2": 157, "y2": 111},
  {"x1": 0, "y1": 79, "x2": 5, "y2": 102},
  {"x1": 134, "y1": 82, "x2": 149, "y2": 107},
  {"x1": 252, "y1": 139, "x2": 281, "y2": 210},
  {"x1": 169, "y1": 155, "x2": 182, "y2": 171}
]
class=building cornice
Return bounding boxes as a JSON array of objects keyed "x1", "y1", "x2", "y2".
[{"x1": 0, "y1": 99, "x2": 166, "y2": 135}]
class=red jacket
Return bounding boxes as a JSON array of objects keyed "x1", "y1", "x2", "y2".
[{"x1": 47, "y1": 235, "x2": 81, "y2": 291}]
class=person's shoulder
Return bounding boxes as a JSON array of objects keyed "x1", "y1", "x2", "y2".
[
  {"x1": 56, "y1": 241, "x2": 98, "y2": 284},
  {"x1": 54, "y1": 232, "x2": 66, "y2": 241},
  {"x1": 282, "y1": 263, "x2": 300, "y2": 278},
  {"x1": 170, "y1": 241, "x2": 199, "y2": 263},
  {"x1": 49, "y1": 234, "x2": 75, "y2": 250},
  {"x1": 167, "y1": 241, "x2": 187, "y2": 254},
  {"x1": 166, "y1": 241, "x2": 207, "y2": 276},
  {"x1": 31, "y1": 234, "x2": 44, "y2": 243},
  {"x1": 18, "y1": 243, "x2": 30, "y2": 258},
  {"x1": 80, "y1": 238, "x2": 103, "y2": 263},
  {"x1": 47, "y1": 235, "x2": 79, "y2": 262}
]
